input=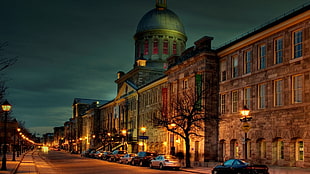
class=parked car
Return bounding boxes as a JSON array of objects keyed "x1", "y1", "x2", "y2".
[
  {"x1": 109, "y1": 150, "x2": 127, "y2": 162},
  {"x1": 119, "y1": 153, "x2": 136, "y2": 164},
  {"x1": 101, "y1": 151, "x2": 112, "y2": 160},
  {"x1": 81, "y1": 149, "x2": 95, "y2": 157},
  {"x1": 131, "y1": 151, "x2": 157, "y2": 166},
  {"x1": 212, "y1": 159, "x2": 269, "y2": 174},
  {"x1": 88, "y1": 150, "x2": 97, "y2": 158},
  {"x1": 149, "y1": 155, "x2": 180, "y2": 170},
  {"x1": 94, "y1": 150, "x2": 104, "y2": 159}
]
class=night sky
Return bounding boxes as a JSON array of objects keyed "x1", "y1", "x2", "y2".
[{"x1": 1, "y1": 0, "x2": 309, "y2": 135}]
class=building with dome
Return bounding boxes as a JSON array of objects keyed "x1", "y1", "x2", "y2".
[
  {"x1": 64, "y1": 0, "x2": 310, "y2": 168},
  {"x1": 98, "y1": 0, "x2": 188, "y2": 154}
]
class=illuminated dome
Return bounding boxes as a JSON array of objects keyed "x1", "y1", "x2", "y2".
[
  {"x1": 136, "y1": 8, "x2": 185, "y2": 35},
  {"x1": 133, "y1": 0, "x2": 187, "y2": 69}
]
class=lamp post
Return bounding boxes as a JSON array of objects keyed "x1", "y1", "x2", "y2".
[
  {"x1": 169, "y1": 123, "x2": 176, "y2": 156},
  {"x1": 12, "y1": 119, "x2": 17, "y2": 161},
  {"x1": 140, "y1": 126, "x2": 146, "y2": 151},
  {"x1": 240, "y1": 106, "x2": 252, "y2": 160},
  {"x1": 1, "y1": 100, "x2": 12, "y2": 170},
  {"x1": 107, "y1": 132, "x2": 111, "y2": 151},
  {"x1": 121, "y1": 129, "x2": 127, "y2": 150},
  {"x1": 17, "y1": 128, "x2": 21, "y2": 157},
  {"x1": 79, "y1": 138, "x2": 83, "y2": 154}
]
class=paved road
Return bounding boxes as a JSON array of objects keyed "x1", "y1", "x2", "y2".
[
  {"x1": 11, "y1": 150, "x2": 310, "y2": 174},
  {"x1": 38, "y1": 150, "x2": 196, "y2": 174}
]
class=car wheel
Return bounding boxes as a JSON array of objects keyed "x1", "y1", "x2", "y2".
[
  {"x1": 139, "y1": 161, "x2": 143, "y2": 167},
  {"x1": 131, "y1": 160, "x2": 135, "y2": 166},
  {"x1": 159, "y1": 163, "x2": 164, "y2": 170},
  {"x1": 149, "y1": 163, "x2": 153, "y2": 169}
]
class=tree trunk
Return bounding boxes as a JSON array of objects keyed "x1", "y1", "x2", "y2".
[{"x1": 185, "y1": 137, "x2": 191, "y2": 168}]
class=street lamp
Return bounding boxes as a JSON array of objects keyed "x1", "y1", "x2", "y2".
[
  {"x1": 240, "y1": 106, "x2": 252, "y2": 160},
  {"x1": 107, "y1": 132, "x2": 111, "y2": 151},
  {"x1": 12, "y1": 119, "x2": 17, "y2": 161},
  {"x1": 17, "y1": 128, "x2": 21, "y2": 157},
  {"x1": 121, "y1": 129, "x2": 127, "y2": 150},
  {"x1": 1, "y1": 100, "x2": 12, "y2": 170},
  {"x1": 169, "y1": 123, "x2": 176, "y2": 156},
  {"x1": 140, "y1": 126, "x2": 146, "y2": 151}
]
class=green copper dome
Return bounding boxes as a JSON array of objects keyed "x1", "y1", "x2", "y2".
[{"x1": 136, "y1": 7, "x2": 186, "y2": 35}]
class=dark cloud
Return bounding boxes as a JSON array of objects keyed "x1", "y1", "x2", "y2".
[{"x1": 1, "y1": 0, "x2": 308, "y2": 134}]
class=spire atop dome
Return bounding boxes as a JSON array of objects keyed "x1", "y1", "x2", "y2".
[{"x1": 156, "y1": 0, "x2": 167, "y2": 9}]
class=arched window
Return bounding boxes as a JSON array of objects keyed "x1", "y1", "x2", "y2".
[
  {"x1": 257, "y1": 138, "x2": 266, "y2": 159},
  {"x1": 272, "y1": 137, "x2": 284, "y2": 163},
  {"x1": 153, "y1": 39, "x2": 158, "y2": 55},
  {"x1": 230, "y1": 139, "x2": 239, "y2": 159},
  {"x1": 163, "y1": 39, "x2": 169, "y2": 54},
  {"x1": 294, "y1": 139, "x2": 304, "y2": 161},
  {"x1": 144, "y1": 40, "x2": 149, "y2": 55},
  {"x1": 219, "y1": 140, "x2": 226, "y2": 161}
]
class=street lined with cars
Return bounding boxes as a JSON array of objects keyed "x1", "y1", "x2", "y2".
[{"x1": 9, "y1": 148, "x2": 310, "y2": 174}]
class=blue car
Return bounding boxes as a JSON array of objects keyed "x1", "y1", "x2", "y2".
[{"x1": 212, "y1": 159, "x2": 269, "y2": 174}]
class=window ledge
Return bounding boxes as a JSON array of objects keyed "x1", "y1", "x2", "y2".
[{"x1": 289, "y1": 56, "x2": 303, "y2": 63}]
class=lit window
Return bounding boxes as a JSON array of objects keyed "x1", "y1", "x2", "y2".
[
  {"x1": 232, "y1": 55, "x2": 238, "y2": 78},
  {"x1": 258, "y1": 139, "x2": 266, "y2": 159},
  {"x1": 153, "y1": 39, "x2": 158, "y2": 55},
  {"x1": 275, "y1": 38, "x2": 283, "y2": 64},
  {"x1": 292, "y1": 75, "x2": 303, "y2": 103},
  {"x1": 163, "y1": 40, "x2": 168, "y2": 54},
  {"x1": 297, "y1": 141, "x2": 304, "y2": 161},
  {"x1": 244, "y1": 50, "x2": 251, "y2": 74},
  {"x1": 173, "y1": 41, "x2": 177, "y2": 55},
  {"x1": 259, "y1": 45, "x2": 266, "y2": 69},
  {"x1": 244, "y1": 87, "x2": 251, "y2": 108},
  {"x1": 232, "y1": 91, "x2": 238, "y2": 113},
  {"x1": 144, "y1": 40, "x2": 149, "y2": 55},
  {"x1": 274, "y1": 79, "x2": 283, "y2": 106},
  {"x1": 258, "y1": 83, "x2": 266, "y2": 109},
  {"x1": 293, "y1": 30, "x2": 303, "y2": 58}
]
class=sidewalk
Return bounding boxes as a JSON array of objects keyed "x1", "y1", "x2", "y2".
[
  {"x1": 181, "y1": 165, "x2": 310, "y2": 174},
  {"x1": 0, "y1": 152, "x2": 24, "y2": 174},
  {"x1": 181, "y1": 167, "x2": 212, "y2": 174}
]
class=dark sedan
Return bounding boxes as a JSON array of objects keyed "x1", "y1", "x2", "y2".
[{"x1": 212, "y1": 159, "x2": 269, "y2": 174}]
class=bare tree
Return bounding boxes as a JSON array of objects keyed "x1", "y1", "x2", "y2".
[
  {"x1": 0, "y1": 41, "x2": 17, "y2": 101},
  {"x1": 155, "y1": 80, "x2": 218, "y2": 168}
]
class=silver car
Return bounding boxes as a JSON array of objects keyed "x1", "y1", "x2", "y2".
[
  {"x1": 119, "y1": 153, "x2": 136, "y2": 164},
  {"x1": 150, "y1": 155, "x2": 181, "y2": 170}
]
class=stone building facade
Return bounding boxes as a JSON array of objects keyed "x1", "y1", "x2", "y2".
[
  {"x1": 62, "y1": 0, "x2": 309, "y2": 168},
  {"x1": 217, "y1": 5, "x2": 310, "y2": 167},
  {"x1": 166, "y1": 36, "x2": 219, "y2": 163}
]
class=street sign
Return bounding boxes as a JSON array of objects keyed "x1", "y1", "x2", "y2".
[
  {"x1": 242, "y1": 122, "x2": 251, "y2": 133},
  {"x1": 139, "y1": 136, "x2": 149, "y2": 139}
]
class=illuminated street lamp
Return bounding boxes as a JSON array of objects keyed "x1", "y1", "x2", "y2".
[
  {"x1": 169, "y1": 123, "x2": 176, "y2": 156},
  {"x1": 1, "y1": 100, "x2": 12, "y2": 170},
  {"x1": 17, "y1": 128, "x2": 21, "y2": 157},
  {"x1": 140, "y1": 126, "x2": 146, "y2": 151},
  {"x1": 121, "y1": 129, "x2": 127, "y2": 150},
  {"x1": 121, "y1": 129, "x2": 127, "y2": 136},
  {"x1": 240, "y1": 106, "x2": 252, "y2": 160}
]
